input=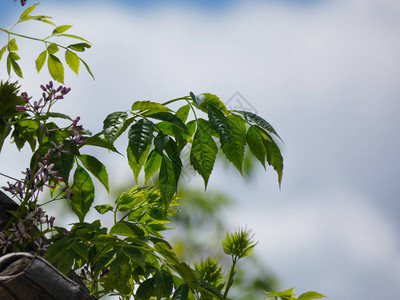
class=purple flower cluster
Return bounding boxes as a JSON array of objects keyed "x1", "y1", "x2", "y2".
[
  {"x1": 2, "y1": 150, "x2": 64, "y2": 202},
  {"x1": 71, "y1": 116, "x2": 85, "y2": 144},
  {"x1": 0, "y1": 205, "x2": 54, "y2": 254},
  {"x1": 13, "y1": 0, "x2": 27, "y2": 6},
  {"x1": 16, "y1": 81, "x2": 71, "y2": 115}
]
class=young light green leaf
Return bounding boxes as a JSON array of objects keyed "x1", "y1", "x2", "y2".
[
  {"x1": 8, "y1": 53, "x2": 23, "y2": 78},
  {"x1": 246, "y1": 125, "x2": 266, "y2": 169},
  {"x1": 47, "y1": 43, "x2": 59, "y2": 54},
  {"x1": 80, "y1": 57, "x2": 95, "y2": 79},
  {"x1": 103, "y1": 111, "x2": 129, "y2": 143},
  {"x1": 266, "y1": 287, "x2": 295, "y2": 298},
  {"x1": 52, "y1": 25, "x2": 73, "y2": 35},
  {"x1": 77, "y1": 154, "x2": 109, "y2": 192},
  {"x1": 144, "y1": 149, "x2": 162, "y2": 183},
  {"x1": 47, "y1": 54, "x2": 64, "y2": 83},
  {"x1": 127, "y1": 143, "x2": 150, "y2": 183},
  {"x1": 65, "y1": 50, "x2": 80, "y2": 75},
  {"x1": 94, "y1": 204, "x2": 114, "y2": 214},
  {"x1": 58, "y1": 34, "x2": 90, "y2": 42},
  {"x1": 110, "y1": 222, "x2": 139, "y2": 238},
  {"x1": 128, "y1": 119, "x2": 154, "y2": 163},
  {"x1": 175, "y1": 104, "x2": 190, "y2": 122},
  {"x1": 298, "y1": 291, "x2": 327, "y2": 300},
  {"x1": 190, "y1": 118, "x2": 218, "y2": 188},
  {"x1": 159, "y1": 154, "x2": 176, "y2": 208},
  {"x1": 7, "y1": 39, "x2": 18, "y2": 52},
  {"x1": 70, "y1": 165, "x2": 95, "y2": 222},
  {"x1": 35, "y1": 50, "x2": 47, "y2": 72},
  {"x1": 172, "y1": 283, "x2": 189, "y2": 300},
  {"x1": 67, "y1": 43, "x2": 91, "y2": 52},
  {"x1": 201, "y1": 93, "x2": 229, "y2": 115},
  {"x1": 0, "y1": 45, "x2": 6, "y2": 61},
  {"x1": 19, "y1": 3, "x2": 39, "y2": 21},
  {"x1": 131, "y1": 100, "x2": 170, "y2": 112}
]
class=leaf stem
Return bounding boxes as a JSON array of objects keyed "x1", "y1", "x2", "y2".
[{"x1": 223, "y1": 256, "x2": 238, "y2": 300}]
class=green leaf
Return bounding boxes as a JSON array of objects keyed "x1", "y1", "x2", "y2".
[
  {"x1": 58, "y1": 34, "x2": 90, "y2": 42},
  {"x1": 47, "y1": 43, "x2": 59, "y2": 54},
  {"x1": 146, "y1": 112, "x2": 188, "y2": 133},
  {"x1": 172, "y1": 283, "x2": 189, "y2": 300},
  {"x1": 201, "y1": 93, "x2": 229, "y2": 115},
  {"x1": 11, "y1": 119, "x2": 39, "y2": 151},
  {"x1": 7, "y1": 39, "x2": 18, "y2": 51},
  {"x1": 154, "y1": 132, "x2": 169, "y2": 153},
  {"x1": 103, "y1": 111, "x2": 129, "y2": 143},
  {"x1": 222, "y1": 114, "x2": 246, "y2": 175},
  {"x1": 49, "y1": 141, "x2": 76, "y2": 183},
  {"x1": 266, "y1": 287, "x2": 295, "y2": 297},
  {"x1": 190, "y1": 118, "x2": 218, "y2": 187},
  {"x1": 164, "y1": 138, "x2": 182, "y2": 189},
  {"x1": 67, "y1": 43, "x2": 91, "y2": 52},
  {"x1": 47, "y1": 54, "x2": 64, "y2": 83},
  {"x1": 155, "y1": 269, "x2": 173, "y2": 298},
  {"x1": 77, "y1": 154, "x2": 109, "y2": 192},
  {"x1": 144, "y1": 149, "x2": 162, "y2": 184},
  {"x1": 159, "y1": 154, "x2": 176, "y2": 208},
  {"x1": 47, "y1": 112, "x2": 73, "y2": 120},
  {"x1": 83, "y1": 135, "x2": 120, "y2": 153},
  {"x1": 52, "y1": 25, "x2": 73, "y2": 35},
  {"x1": 70, "y1": 166, "x2": 95, "y2": 222},
  {"x1": 19, "y1": 3, "x2": 38, "y2": 21},
  {"x1": 298, "y1": 291, "x2": 327, "y2": 300},
  {"x1": 136, "y1": 277, "x2": 156, "y2": 300},
  {"x1": 35, "y1": 50, "x2": 47, "y2": 72},
  {"x1": 263, "y1": 137, "x2": 283, "y2": 187},
  {"x1": 208, "y1": 105, "x2": 230, "y2": 146},
  {"x1": 246, "y1": 125, "x2": 266, "y2": 169},
  {"x1": 45, "y1": 237, "x2": 70, "y2": 263},
  {"x1": 93, "y1": 249, "x2": 117, "y2": 279},
  {"x1": 128, "y1": 119, "x2": 154, "y2": 163},
  {"x1": 109, "y1": 252, "x2": 131, "y2": 296},
  {"x1": 71, "y1": 242, "x2": 89, "y2": 262},
  {"x1": 80, "y1": 58, "x2": 95, "y2": 79},
  {"x1": 94, "y1": 204, "x2": 114, "y2": 214},
  {"x1": 127, "y1": 143, "x2": 150, "y2": 183},
  {"x1": 31, "y1": 15, "x2": 56, "y2": 26},
  {"x1": 0, "y1": 45, "x2": 6, "y2": 61},
  {"x1": 235, "y1": 110, "x2": 282, "y2": 141},
  {"x1": 121, "y1": 247, "x2": 145, "y2": 270},
  {"x1": 7, "y1": 53, "x2": 23, "y2": 78},
  {"x1": 110, "y1": 221, "x2": 143, "y2": 238},
  {"x1": 195, "y1": 281, "x2": 223, "y2": 299},
  {"x1": 131, "y1": 100, "x2": 170, "y2": 112},
  {"x1": 57, "y1": 247, "x2": 75, "y2": 274},
  {"x1": 175, "y1": 104, "x2": 190, "y2": 122},
  {"x1": 65, "y1": 50, "x2": 80, "y2": 75}
]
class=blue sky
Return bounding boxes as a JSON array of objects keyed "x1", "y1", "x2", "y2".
[{"x1": 1, "y1": 0, "x2": 400, "y2": 299}]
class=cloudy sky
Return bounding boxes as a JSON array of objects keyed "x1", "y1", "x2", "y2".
[{"x1": 1, "y1": 0, "x2": 400, "y2": 299}]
